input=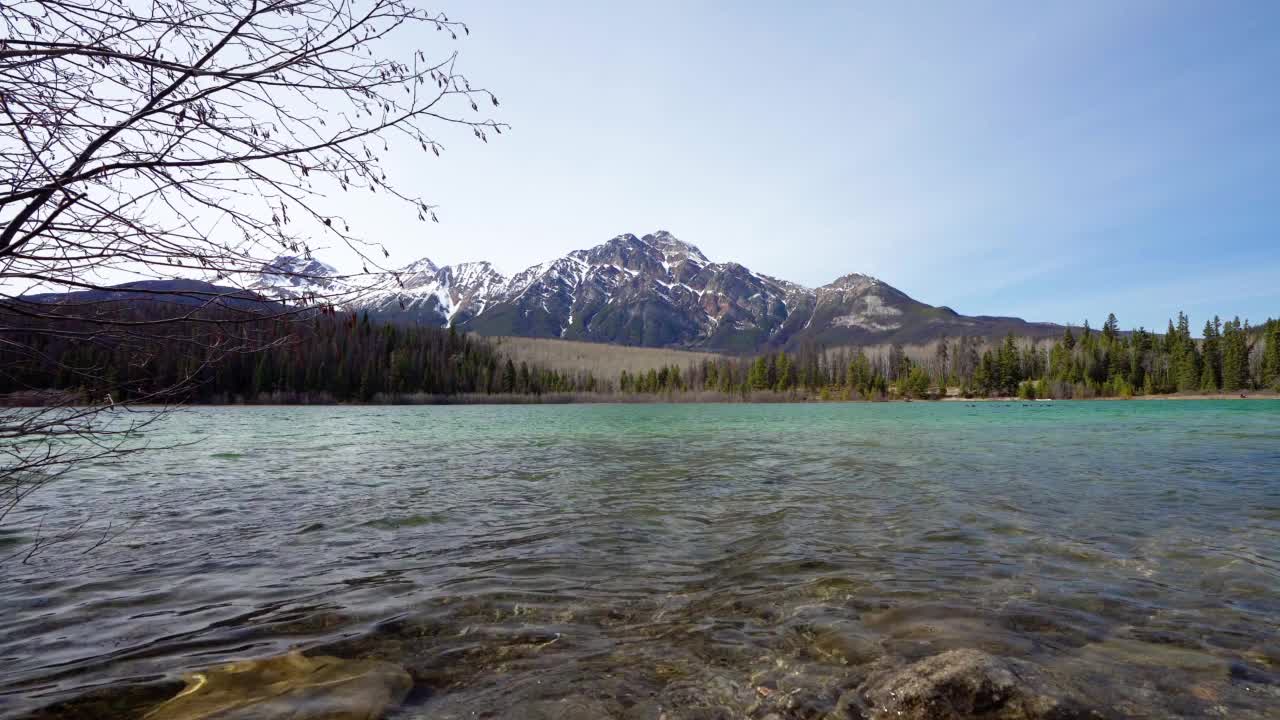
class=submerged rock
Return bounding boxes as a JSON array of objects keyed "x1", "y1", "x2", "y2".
[
  {"x1": 857, "y1": 649, "x2": 1094, "y2": 720},
  {"x1": 1076, "y1": 637, "x2": 1225, "y2": 673},
  {"x1": 17, "y1": 680, "x2": 184, "y2": 720},
  {"x1": 143, "y1": 651, "x2": 411, "y2": 720}
]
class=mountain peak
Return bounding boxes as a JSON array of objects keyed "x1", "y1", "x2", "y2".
[
  {"x1": 259, "y1": 254, "x2": 339, "y2": 279},
  {"x1": 249, "y1": 253, "x2": 347, "y2": 301},
  {"x1": 642, "y1": 230, "x2": 708, "y2": 263},
  {"x1": 823, "y1": 272, "x2": 881, "y2": 292},
  {"x1": 397, "y1": 257, "x2": 439, "y2": 276},
  {"x1": 252, "y1": 233, "x2": 1062, "y2": 350}
]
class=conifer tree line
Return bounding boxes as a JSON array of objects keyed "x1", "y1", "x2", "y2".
[
  {"x1": 0, "y1": 308, "x2": 600, "y2": 403},
  {"x1": 996, "y1": 312, "x2": 1279, "y2": 398},
  {"x1": 2, "y1": 307, "x2": 1277, "y2": 402},
  {"x1": 614, "y1": 313, "x2": 1280, "y2": 400}
]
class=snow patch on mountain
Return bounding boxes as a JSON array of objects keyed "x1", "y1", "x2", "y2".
[
  {"x1": 832, "y1": 295, "x2": 904, "y2": 331},
  {"x1": 241, "y1": 230, "x2": 1058, "y2": 350},
  {"x1": 249, "y1": 254, "x2": 352, "y2": 302}
]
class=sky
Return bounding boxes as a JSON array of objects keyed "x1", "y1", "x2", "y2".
[{"x1": 322, "y1": 0, "x2": 1280, "y2": 332}]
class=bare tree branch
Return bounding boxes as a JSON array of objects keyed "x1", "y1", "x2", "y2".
[{"x1": 1, "y1": 0, "x2": 504, "y2": 555}]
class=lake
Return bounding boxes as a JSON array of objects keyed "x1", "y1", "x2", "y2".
[{"x1": 2, "y1": 401, "x2": 1278, "y2": 718}]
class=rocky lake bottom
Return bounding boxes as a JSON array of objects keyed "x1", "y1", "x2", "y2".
[{"x1": 1, "y1": 401, "x2": 1277, "y2": 719}]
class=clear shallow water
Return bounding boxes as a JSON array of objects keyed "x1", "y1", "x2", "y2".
[{"x1": 1, "y1": 401, "x2": 1278, "y2": 718}]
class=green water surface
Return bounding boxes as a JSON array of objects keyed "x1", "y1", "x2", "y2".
[{"x1": 1, "y1": 400, "x2": 1277, "y2": 718}]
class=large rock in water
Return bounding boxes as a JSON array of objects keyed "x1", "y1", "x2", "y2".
[
  {"x1": 143, "y1": 651, "x2": 412, "y2": 720},
  {"x1": 857, "y1": 649, "x2": 1095, "y2": 720}
]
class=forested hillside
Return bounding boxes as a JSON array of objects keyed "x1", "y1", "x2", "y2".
[
  {"x1": 702, "y1": 314, "x2": 1280, "y2": 400},
  {"x1": 0, "y1": 307, "x2": 599, "y2": 404},
  {"x1": 2, "y1": 305, "x2": 1276, "y2": 403}
]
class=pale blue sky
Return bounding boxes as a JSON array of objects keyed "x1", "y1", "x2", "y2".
[{"x1": 337, "y1": 1, "x2": 1280, "y2": 332}]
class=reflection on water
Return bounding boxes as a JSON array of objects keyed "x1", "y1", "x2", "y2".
[{"x1": 1, "y1": 401, "x2": 1278, "y2": 718}]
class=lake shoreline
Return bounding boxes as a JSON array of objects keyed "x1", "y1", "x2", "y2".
[
  {"x1": 8, "y1": 391, "x2": 1275, "y2": 408},
  {"x1": 941, "y1": 391, "x2": 1280, "y2": 402}
]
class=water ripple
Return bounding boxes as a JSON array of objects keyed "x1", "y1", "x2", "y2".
[{"x1": 2, "y1": 401, "x2": 1278, "y2": 719}]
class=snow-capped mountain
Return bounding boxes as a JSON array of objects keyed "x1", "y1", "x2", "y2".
[
  {"x1": 248, "y1": 254, "x2": 354, "y2": 304},
  {"x1": 353, "y1": 259, "x2": 508, "y2": 326},
  {"x1": 248, "y1": 231, "x2": 1062, "y2": 351}
]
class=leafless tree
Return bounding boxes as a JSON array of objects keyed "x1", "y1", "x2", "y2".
[{"x1": 0, "y1": 0, "x2": 504, "y2": 551}]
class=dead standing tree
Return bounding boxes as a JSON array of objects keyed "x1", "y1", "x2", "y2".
[{"x1": 0, "y1": 0, "x2": 504, "y2": 545}]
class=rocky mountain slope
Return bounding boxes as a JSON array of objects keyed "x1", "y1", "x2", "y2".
[{"x1": 250, "y1": 230, "x2": 1063, "y2": 352}]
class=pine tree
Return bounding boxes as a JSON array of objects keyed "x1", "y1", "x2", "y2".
[
  {"x1": 1170, "y1": 312, "x2": 1200, "y2": 392},
  {"x1": 1220, "y1": 317, "x2": 1248, "y2": 392},
  {"x1": 974, "y1": 351, "x2": 997, "y2": 396},
  {"x1": 252, "y1": 352, "x2": 271, "y2": 397},
  {"x1": 358, "y1": 362, "x2": 374, "y2": 401},
  {"x1": 848, "y1": 351, "x2": 873, "y2": 399},
  {"x1": 518, "y1": 362, "x2": 531, "y2": 394},
  {"x1": 1103, "y1": 313, "x2": 1119, "y2": 344},
  {"x1": 900, "y1": 365, "x2": 930, "y2": 399},
  {"x1": 1198, "y1": 358, "x2": 1216, "y2": 393},
  {"x1": 888, "y1": 343, "x2": 906, "y2": 381},
  {"x1": 775, "y1": 352, "x2": 793, "y2": 392},
  {"x1": 501, "y1": 359, "x2": 516, "y2": 393},
  {"x1": 748, "y1": 356, "x2": 770, "y2": 390},
  {"x1": 1199, "y1": 317, "x2": 1221, "y2": 392},
  {"x1": 997, "y1": 333, "x2": 1021, "y2": 395},
  {"x1": 719, "y1": 361, "x2": 735, "y2": 394},
  {"x1": 1263, "y1": 320, "x2": 1280, "y2": 389},
  {"x1": 334, "y1": 356, "x2": 350, "y2": 399}
]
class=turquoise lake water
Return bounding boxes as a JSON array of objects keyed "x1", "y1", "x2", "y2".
[{"x1": 1, "y1": 401, "x2": 1277, "y2": 717}]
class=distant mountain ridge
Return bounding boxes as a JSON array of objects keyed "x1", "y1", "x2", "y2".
[
  {"x1": 15, "y1": 231, "x2": 1064, "y2": 352},
  {"x1": 249, "y1": 230, "x2": 1064, "y2": 351},
  {"x1": 20, "y1": 279, "x2": 277, "y2": 312}
]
